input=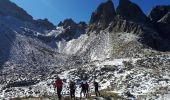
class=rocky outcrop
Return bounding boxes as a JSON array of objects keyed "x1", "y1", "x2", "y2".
[
  {"x1": 109, "y1": 17, "x2": 143, "y2": 35},
  {"x1": 58, "y1": 18, "x2": 77, "y2": 29},
  {"x1": 88, "y1": 0, "x2": 116, "y2": 32},
  {"x1": 156, "y1": 12, "x2": 170, "y2": 39},
  {"x1": 88, "y1": 0, "x2": 150, "y2": 33},
  {"x1": 158, "y1": 12, "x2": 170, "y2": 24},
  {"x1": 56, "y1": 19, "x2": 87, "y2": 41},
  {"x1": 0, "y1": 0, "x2": 33, "y2": 21},
  {"x1": 34, "y1": 18, "x2": 55, "y2": 30},
  {"x1": 148, "y1": 6, "x2": 170, "y2": 23},
  {"x1": 149, "y1": 6, "x2": 170, "y2": 39},
  {"x1": 4, "y1": 80, "x2": 39, "y2": 89},
  {"x1": 116, "y1": 0, "x2": 149, "y2": 23}
]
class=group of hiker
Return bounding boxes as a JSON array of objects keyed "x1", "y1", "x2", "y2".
[{"x1": 54, "y1": 77, "x2": 100, "y2": 100}]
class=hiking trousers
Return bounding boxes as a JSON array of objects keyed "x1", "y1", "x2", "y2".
[
  {"x1": 95, "y1": 88, "x2": 100, "y2": 96},
  {"x1": 57, "y1": 88, "x2": 62, "y2": 100},
  {"x1": 70, "y1": 89, "x2": 75, "y2": 98}
]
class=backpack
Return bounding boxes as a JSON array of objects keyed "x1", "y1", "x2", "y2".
[
  {"x1": 85, "y1": 83, "x2": 89, "y2": 90},
  {"x1": 70, "y1": 82, "x2": 76, "y2": 90}
]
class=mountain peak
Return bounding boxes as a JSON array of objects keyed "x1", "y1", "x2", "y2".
[
  {"x1": 148, "y1": 5, "x2": 170, "y2": 22},
  {"x1": 159, "y1": 12, "x2": 170, "y2": 24},
  {"x1": 0, "y1": 0, "x2": 33, "y2": 21},
  {"x1": 33, "y1": 18, "x2": 55, "y2": 30},
  {"x1": 58, "y1": 18, "x2": 77, "y2": 28},
  {"x1": 117, "y1": 0, "x2": 148, "y2": 23},
  {"x1": 88, "y1": 0, "x2": 116, "y2": 31}
]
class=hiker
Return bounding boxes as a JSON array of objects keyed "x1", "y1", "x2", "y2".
[
  {"x1": 54, "y1": 77, "x2": 63, "y2": 100},
  {"x1": 80, "y1": 81, "x2": 86, "y2": 98},
  {"x1": 94, "y1": 81, "x2": 100, "y2": 96},
  {"x1": 85, "y1": 82, "x2": 89, "y2": 97},
  {"x1": 126, "y1": 91, "x2": 135, "y2": 100},
  {"x1": 69, "y1": 80, "x2": 76, "y2": 99}
]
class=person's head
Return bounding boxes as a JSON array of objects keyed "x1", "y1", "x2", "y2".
[
  {"x1": 94, "y1": 80, "x2": 96, "y2": 83},
  {"x1": 55, "y1": 75, "x2": 60, "y2": 80},
  {"x1": 81, "y1": 81, "x2": 84, "y2": 84},
  {"x1": 83, "y1": 81, "x2": 86, "y2": 84},
  {"x1": 71, "y1": 78, "x2": 75, "y2": 82}
]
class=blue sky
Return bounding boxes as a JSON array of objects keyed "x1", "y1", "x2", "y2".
[{"x1": 10, "y1": 0, "x2": 170, "y2": 25}]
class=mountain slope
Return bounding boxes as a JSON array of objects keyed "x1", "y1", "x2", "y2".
[{"x1": 0, "y1": 0, "x2": 170, "y2": 99}]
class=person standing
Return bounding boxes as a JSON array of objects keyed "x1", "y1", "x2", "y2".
[
  {"x1": 94, "y1": 81, "x2": 100, "y2": 96},
  {"x1": 85, "y1": 82, "x2": 89, "y2": 98},
  {"x1": 80, "y1": 81, "x2": 86, "y2": 98},
  {"x1": 55, "y1": 77, "x2": 63, "y2": 100},
  {"x1": 69, "y1": 80, "x2": 76, "y2": 99}
]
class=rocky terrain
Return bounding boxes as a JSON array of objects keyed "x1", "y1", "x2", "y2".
[{"x1": 0, "y1": 0, "x2": 170, "y2": 99}]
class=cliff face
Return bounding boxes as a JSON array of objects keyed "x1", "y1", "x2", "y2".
[
  {"x1": 117, "y1": 0, "x2": 149, "y2": 23},
  {"x1": 149, "y1": 5, "x2": 170, "y2": 23},
  {"x1": 0, "y1": 0, "x2": 33, "y2": 21},
  {"x1": 88, "y1": 0, "x2": 116, "y2": 32},
  {"x1": 148, "y1": 6, "x2": 170, "y2": 39}
]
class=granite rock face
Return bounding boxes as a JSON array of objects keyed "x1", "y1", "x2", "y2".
[
  {"x1": 149, "y1": 6, "x2": 170, "y2": 39},
  {"x1": 0, "y1": 0, "x2": 33, "y2": 21},
  {"x1": 116, "y1": 0, "x2": 149, "y2": 23},
  {"x1": 148, "y1": 6, "x2": 170, "y2": 23},
  {"x1": 56, "y1": 19, "x2": 87, "y2": 41},
  {"x1": 33, "y1": 18, "x2": 55, "y2": 31},
  {"x1": 88, "y1": 0, "x2": 116, "y2": 32}
]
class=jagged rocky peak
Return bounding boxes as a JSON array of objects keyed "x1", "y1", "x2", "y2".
[
  {"x1": 149, "y1": 5, "x2": 170, "y2": 23},
  {"x1": 58, "y1": 18, "x2": 87, "y2": 30},
  {"x1": 33, "y1": 18, "x2": 55, "y2": 30},
  {"x1": 78, "y1": 21, "x2": 87, "y2": 29},
  {"x1": 56, "y1": 19, "x2": 87, "y2": 41},
  {"x1": 156, "y1": 12, "x2": 170, "y2": 39},
  {"x1": 58, "y1": 18, "x2": 77, "y2": 28},
  {"x1": 159, "y1": 12, "x2": 170, "y2": 24},
  {"x1": 148, "y1": 6, "x2": 170, "y2": 39},
  {"x1": 88, "y1": 0, "x2": 116, "y2": 31},
  {"x1": 116, "y1": 0, "x2": 148, "y2": 23},
  {"x1": 0, "y1": 0, "x2": 33, "y2": 21}
]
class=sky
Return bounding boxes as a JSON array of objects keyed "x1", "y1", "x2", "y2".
[{"x1": 10, "y1": 0, "x2": 170, "y2": 25}]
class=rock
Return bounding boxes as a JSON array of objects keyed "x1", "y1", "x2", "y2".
[
  {"x1": 148, "y1": 5, "x2": 170, "y2": 23},
  {"x1": 109, "y1": 17, "x2": 144, "y2": 34},
  {"x1": 88, "y1": 0, "x2": 116, "y2": 32},
  {"x1": 0, "y1": 0, "x2": 33, "y2": 21},
  {"x1": 116, "y1": 0, "x2": 149, "y2": 23},
  {"x1": 149, "y1": 6, "x2": 170, "y2": 39},
  {"x1": 58, "y1": 18, "x2": 77, "y2": 29},
  {"x1": 34, "y1": 18, "x2": 55, "y2": 30},
  {"x1": 4, "y1": 80, "x2": 39, "y2": 89},
  {"x1": 156, "y1": 12, "x2": 170, "y2": 39},
  {"x1": 56, "y1": 19, "x2": 87, "y2": 41},
  {"x1": 158, "y1": 12, "x2": 170, "y2": 24},
  {"x1": 78, "y1": 22, "x2": 87, "y2": 30}
]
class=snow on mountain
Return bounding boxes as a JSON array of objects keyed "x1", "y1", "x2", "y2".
[
  {"x1": 0, "y1": 0, "x2": 170, "y2": 99},
  {"x1": 2, "y1": 57, "x2": 170, "y2": 99}
]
